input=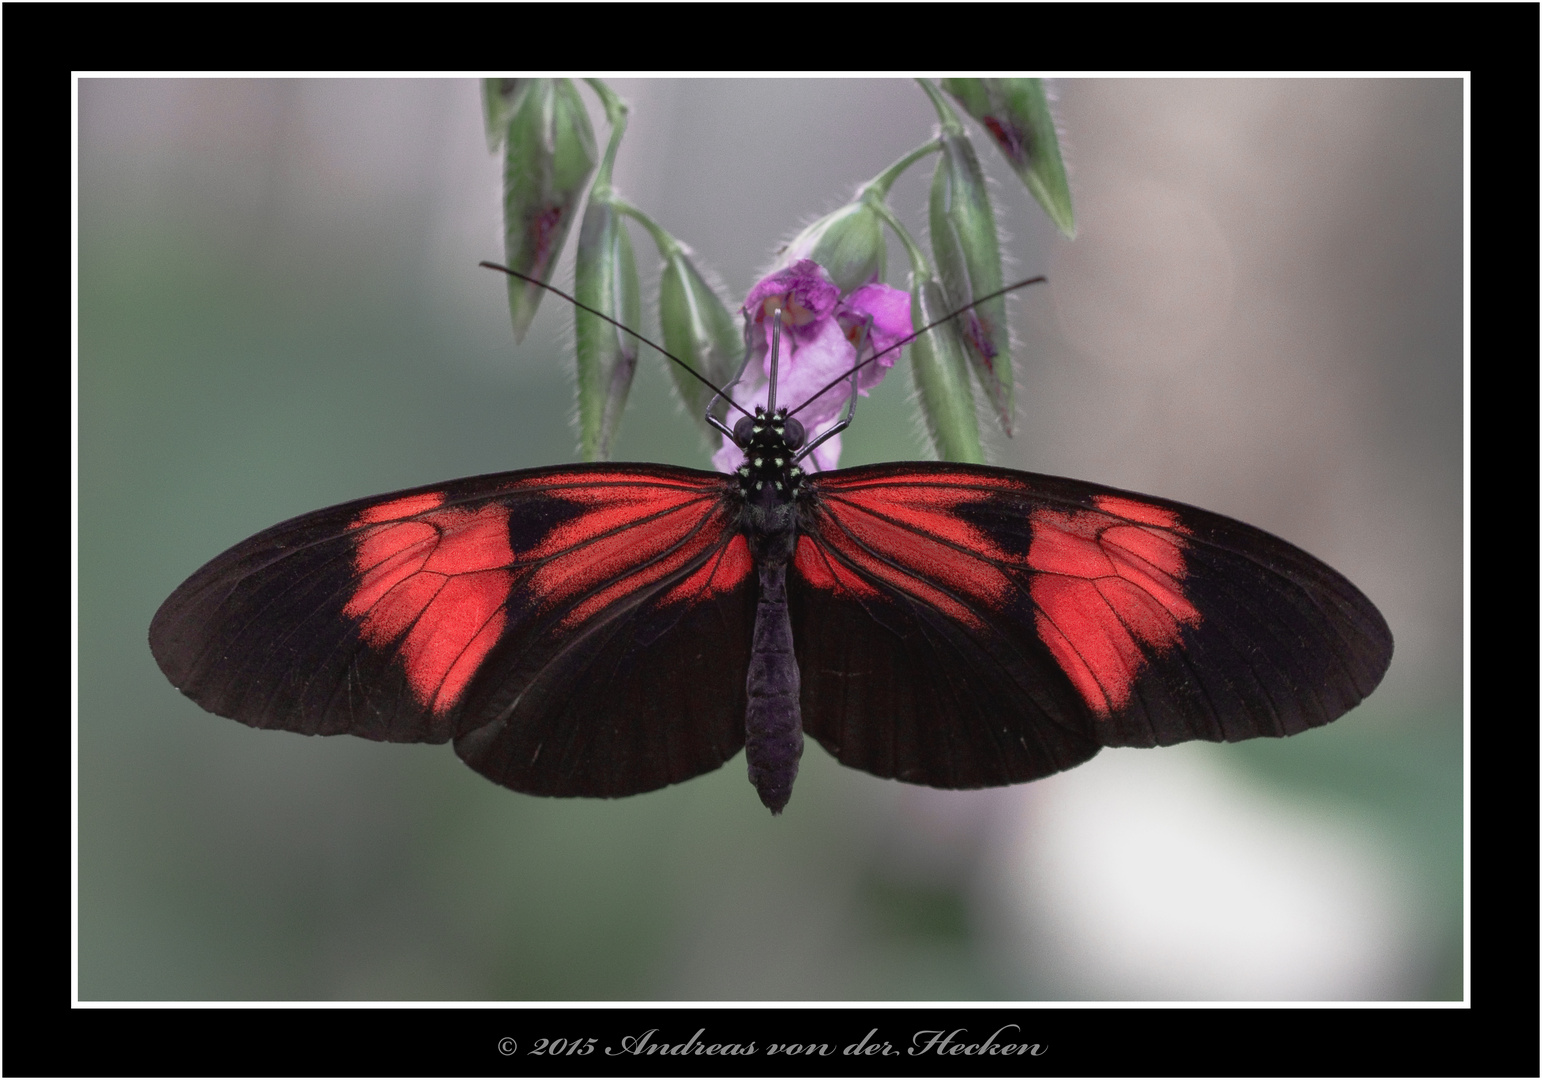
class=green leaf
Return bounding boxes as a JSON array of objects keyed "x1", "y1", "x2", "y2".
[
  {"x1": 929, "y1": 131, "x2": 1013, "y2": 434},
  {"x1": 909, "y1": 277, "x2": 984, "y2": 463},
  {"x1": 501, "y1": 79, "x2": 598, "y2": 343},
  {"x1": 574, "y1": 193, "x2": 641, "y2": 461},
  {"x1": 657, "y1": 244, "x2": 743, "y2": 442},
  {"x1": 941, "y1": 78, "x2": 1075, "y2": 239}
]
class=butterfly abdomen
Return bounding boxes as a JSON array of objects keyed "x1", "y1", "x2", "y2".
[{"x1": 744, "y1": 562, "x2": 803, "y2": 813}]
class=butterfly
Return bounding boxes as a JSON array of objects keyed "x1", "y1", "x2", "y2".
[{"x1": 150, "y1": 265, "x2": 1393, "y2": 814}]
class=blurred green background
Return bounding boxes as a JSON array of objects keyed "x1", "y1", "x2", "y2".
[{"x1": 78, "y1": 78, "x2": 1463, "y2": 1000}]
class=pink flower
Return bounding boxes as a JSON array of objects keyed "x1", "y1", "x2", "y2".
[{"x1": 713, "y1": 260, "x2": 911, "y2": 473}]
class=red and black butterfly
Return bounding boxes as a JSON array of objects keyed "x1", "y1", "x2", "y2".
[{"x1": 150, "y1": 270, "x2": 1393, "y2": 814}]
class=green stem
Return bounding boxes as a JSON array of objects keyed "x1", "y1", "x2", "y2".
[
  {"x1": 915, "y1": 78, "x2": 964, "y2": 135},
  {"x1": 584, "y1": 78, "x2": 627, "y2": 128},
  {"x1": 864, "y1": 194, "x2": 931, "y2": 279},
  {"x1": 863, "y1": 137, "x2": 943, "y2": 201},
  {"x1": 611, "y1": 197, "x2": 677, "y2": 259},
  {"x1": 584, "y1": 79, "x2": 629, "y2": 191}
]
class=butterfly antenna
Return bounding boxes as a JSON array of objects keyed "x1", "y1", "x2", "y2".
[
  {"x1": 479, "y1": 262, "x2": 752, "y2": 431},
  {"x1": 787, "y1": 275, "x2": 1049, "y2": 424}
]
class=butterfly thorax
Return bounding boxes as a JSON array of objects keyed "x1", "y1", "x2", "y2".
[{"x1": 733, "y1": 406, "x2": 806, "y2": 566}]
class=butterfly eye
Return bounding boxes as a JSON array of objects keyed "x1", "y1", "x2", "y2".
[
  {"x1": 782, "y1": 418, "x2": 805, "y2": 450},
  {"x1": 733, "y1": 415, "x2": 757, "y2": 447}
]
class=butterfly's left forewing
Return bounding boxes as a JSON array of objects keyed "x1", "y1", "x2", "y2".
[
  {"x1": 794, "y1": 462, "x2": 1392, "y2": 788},
  {"x1": 151, "y1": 464, "x2": 756, "y2": 797}
]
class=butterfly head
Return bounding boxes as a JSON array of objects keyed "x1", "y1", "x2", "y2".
[{"x1": 732, "y1": 405, "x2": 807, "y2": 506}]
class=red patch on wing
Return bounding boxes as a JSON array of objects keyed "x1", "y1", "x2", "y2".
[
  {"x1": 1027, "y1": 500, "x2": 1200, "y2": 716},
  {"x1": 1093, "y1": 494, "x2": 1184, "y2": 530},
  {"x1": 508, "y1": 469, "x2": 713, "y2": 492},
  {"x1": 516, "y1": 483, "x2": 736, "y2": 629},
  {"x1": 354, "y1": 491, "x2": 446, "y2": 524},
  {"x1": 344, "y1": 496, "x2": 516, "y2": 715},
  {"x1": 659, "y1": 534, "x2": 754, "y2": 607},
  {"x1": 794, "y1": 535, "x2": 880, "y2": 600},
  {"x1": 339, "y1": 475, "x2": 737, "y2": 716},
  {"x1": 817, "y1": 468, "x2": 1020, "y2": 495},
  {"x1": 804, "y1": 482, "x2": 1017, "y2": 630}
]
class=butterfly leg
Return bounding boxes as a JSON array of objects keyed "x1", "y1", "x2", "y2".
[{"x1": 705, "y1": 323, "x2": 760, "y2": 442}]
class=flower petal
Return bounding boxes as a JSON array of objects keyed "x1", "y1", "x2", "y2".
[
  {"x1": 744, "y1": 259, "x2": 840, "y2": 340},
  {"x1": 804, "y1": 430, "x2": 841, "y2": 473},
  {"x1": 837, "y1": 283, "x2": 911, "y2": 389},
  {"x1": 772, "y1": 318, "x2": 859, "y2": 427},
  {"x1": 712, "y1": 434, "x2": 743, "y2": 474}
]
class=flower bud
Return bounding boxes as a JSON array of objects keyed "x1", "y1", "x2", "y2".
[
  {"x1": 481, "y1": 78, "x2": 526, "y2": 153},
  {"x1": 574, "y1": 191, "x2": 641, "y2": 461},
  {"x1": 657, "y1": 243, "x2": 743, "y2": 440},
  {"x1": 779, "y1": 201, "x2": 885, "y2": 294},
  {"x1": 496, "y1": 79, "x2": 598, "y2": 342},
  {"x1": 930, "y1": 130, "x2": 1013, "y2": 434},
  {"x1": 941, "y1": 78, "x2": 1074, "y2": 239},
  {"x1": 909, "y1": 277, "x2": 984, "y2": 463}
]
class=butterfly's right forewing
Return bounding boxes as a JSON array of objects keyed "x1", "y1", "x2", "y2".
[{"x1": 151, "y1": 464, "x2": 757, "y2": 797}]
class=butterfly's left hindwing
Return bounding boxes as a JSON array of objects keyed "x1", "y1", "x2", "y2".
[
  {"x1": 150, "y1": 464, "x2": 755, "y2": 796},
  {"x1": 793, "y1": 463, "x2": 1392, "y2": 787}
]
